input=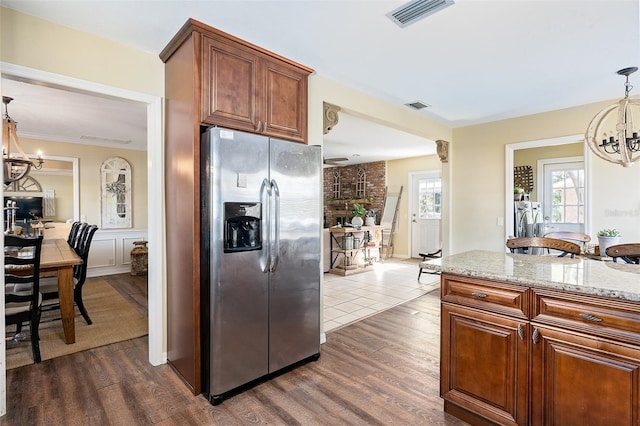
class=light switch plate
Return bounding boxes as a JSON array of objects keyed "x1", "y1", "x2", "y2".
[{"x1": 237, "y1": 173, "x2": 247, "y2": 188}]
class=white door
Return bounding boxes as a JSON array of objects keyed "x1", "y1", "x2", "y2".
[
  {"x1": 540, "y1": 158, "x2": 585, "y2": 234},
  {"x1": 411, "y1": 172, "x2": 441, "y2": 257}
]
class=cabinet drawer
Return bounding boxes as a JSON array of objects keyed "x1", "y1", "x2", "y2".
[
  {"x1": 441, "y1": 274, "x2": 529, "y2": 319},
  {"x1": 532, "y1": 288, "x2": 640, "y2": 345}
]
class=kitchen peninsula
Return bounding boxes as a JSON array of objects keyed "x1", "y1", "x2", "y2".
[{"x1": 421, "y1": 251, "x2": 640, "y2": 426}]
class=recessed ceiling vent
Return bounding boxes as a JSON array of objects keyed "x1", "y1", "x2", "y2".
[
  {"x1": 387, "y1": 0, "x2": 455, "y2": 28},
  {"x1": 80, "y1": 135, "x2": 132, "y2": 144},
  {"x1": 405, "y1": 101, "x2": 431, "y2": 110}
]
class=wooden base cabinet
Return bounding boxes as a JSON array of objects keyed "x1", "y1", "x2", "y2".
[
  {"x1": 441, "y1": 303, "x2": 529, "y2": 426},
  {"x1": 530, "y1": 326, "x2": 640, "y2": 426},
  {"x1": 441, "y1": 273, "x2": 640, "y2": 426}
]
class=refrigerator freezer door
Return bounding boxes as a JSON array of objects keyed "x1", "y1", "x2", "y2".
[
  {"x1": 204, "y1": 127, "x2": 271, "y2": 396},
  {"x1": 268, "y1": 138, "x2": 321, "y2": 373}
]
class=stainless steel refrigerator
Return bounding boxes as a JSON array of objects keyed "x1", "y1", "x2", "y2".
[{"x1": 200, "y1": 126, "x2": 321, "y2": 405}]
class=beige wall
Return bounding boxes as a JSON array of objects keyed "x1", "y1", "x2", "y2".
[
  {"x1": 451, "y1": 99, "x2": 640, "y2": 254},
  {"x1": 32, "y1": 171, "x2": 74, "y2": 221},
  {"x1": 19, "y1": 137, "x2": 148, "y2": 228},
  {"x1": 387, "y1": 155, "x2": 442, "y2": 257},
  {"x1": 1, "y1": 7, "x2": 163, "y2": 95}
]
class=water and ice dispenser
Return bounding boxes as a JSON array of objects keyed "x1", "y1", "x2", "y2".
[{"x1": 224, "y1": 202, "x2": 261, "y2": 253}]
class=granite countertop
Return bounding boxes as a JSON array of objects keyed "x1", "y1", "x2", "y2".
[{"x1": 421, "y1": 250, "x2": 640, "y2": 302}]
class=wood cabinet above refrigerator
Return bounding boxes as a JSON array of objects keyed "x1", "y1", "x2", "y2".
[
  {"x1": 159, "y1": 18, "x2": 313, "y2": 395},
  {"x1": 160, "y1": 18, "x2": 312, "y2": 144}
]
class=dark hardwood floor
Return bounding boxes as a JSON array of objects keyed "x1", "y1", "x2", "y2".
[
  {"x1": 99, "y1": 272, "x2": 148, "y2": 316},
  {"x1": 2, "y1": 278, "x2": 467, "y2": 425}
]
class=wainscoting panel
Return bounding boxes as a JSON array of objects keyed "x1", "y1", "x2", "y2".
[{"x1": 87, "y1": 229, "x2": 148, "y2": 277}]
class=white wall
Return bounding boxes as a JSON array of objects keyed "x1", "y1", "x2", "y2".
[{"x1": 88, "y1": 229, "x2": 149, "y2": 277}]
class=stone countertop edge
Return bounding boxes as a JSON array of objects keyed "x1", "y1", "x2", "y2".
[{"x1": 420, "y1": 250, "x2": 640, "y2": 302}]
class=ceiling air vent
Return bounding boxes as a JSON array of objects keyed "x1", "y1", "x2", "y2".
[
  {"x1": 405, "y1": 101, "x2": 431, "y2": 110},
  {"x1": 80, "y1": 135, "x2": 132, "y2": 144},
  {"x1": 387, "y1": 0, "x2": 455, "y2": 28}
]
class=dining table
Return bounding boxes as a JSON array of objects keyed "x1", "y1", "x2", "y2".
[{"x1": 39, "y1": 238, "x2": 83, "y2": 344}]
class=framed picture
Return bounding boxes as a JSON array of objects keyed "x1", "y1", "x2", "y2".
[{"x1": 101, "y1": 156, "x2": 132, "y2": 229}]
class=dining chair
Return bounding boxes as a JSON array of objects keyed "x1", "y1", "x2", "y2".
[
  {"x1": 605, "y1": 243, "x2": 640, "y2": 264},
  {"x1": 66, "y1": 221, "x2": 82, "y2": 246},
  {"x1": 543, "y1": 231, "x2": 591, "y2": 253},
  {"x1": 4, "y1": 235, "x2": 44, "y2": 363},
  {"x1": 506, "y1": 237, "x2": 581, "y2": 258},
  {"x1": 69, "y1": 222, "x2": 89, "y2": 251},
  {"x1": 40, "y1": 224, "x2": 99, "y2": 325}
]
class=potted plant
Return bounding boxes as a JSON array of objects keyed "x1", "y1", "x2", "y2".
[
  {"x1": 351, "y1": 203, "x2": 366, "y2": 229},
  {"x1": 514, "y1": 187, "x2": 525, "y2": 201},
  {"x1": 597, "y1": 228, "x2": 622, "y2": 256}
]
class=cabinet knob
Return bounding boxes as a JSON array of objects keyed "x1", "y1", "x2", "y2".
[
  {"x1": 471, "y1": 292, "x2": 487, "y2": 299},
  {"x1": 256, "y1": 120, "x2": 262, "y2": 132}
]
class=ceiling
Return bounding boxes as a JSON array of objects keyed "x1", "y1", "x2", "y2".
[{"x1": 1, "y1": 0, "x2": 639, "y2": 163}]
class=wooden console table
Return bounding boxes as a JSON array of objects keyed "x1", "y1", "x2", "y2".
[{"x1": 327, "y1": 225, "x2": 382, "y2": 276}]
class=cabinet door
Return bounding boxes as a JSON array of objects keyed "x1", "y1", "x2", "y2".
[
  {"x1": 441, "y1": 303, "x2": 529, "y2": 426},
  {"x1": 531, "y1": 325, "x2": 640, "y2": 426},
  {"x1": 262, "y1": 58, "x2": 308, "y2": 143},
  {"x1": 202, "y1": 35, "x2": 261, "y2": 132}
]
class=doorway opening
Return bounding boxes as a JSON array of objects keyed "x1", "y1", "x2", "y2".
[
  {"x1": 505, "y1": 134, "x2": 589, "y2": 243},
  {"x1": 0, "y1": 63, "x2": 163, "y2": 377}
]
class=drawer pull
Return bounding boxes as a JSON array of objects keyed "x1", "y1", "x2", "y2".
[
  {"x1": 471, "y1": 292, "x2": 487, "y2": 299},
  {"x1": 579, "y1": 313, "x2": 603, "y2": 323},
  {"x1": 517, "y1": 324, "x2": 524, "y2": 340},
  {"x1": 532, "y1": 327, "x2": 540, "y2": 344}
]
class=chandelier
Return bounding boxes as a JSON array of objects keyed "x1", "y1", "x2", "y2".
[
  {"x1": 2, "y1": 96, "x2": 44, "y2": 185},
  {"x1": 586, "y1": 67, "x2": 640, "y2": 167}
]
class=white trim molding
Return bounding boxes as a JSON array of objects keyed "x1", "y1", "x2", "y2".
[{"x1": 0, "y1": 63, "x2": 166, "y2": 417}]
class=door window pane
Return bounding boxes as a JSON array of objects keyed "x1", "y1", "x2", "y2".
[
  {"x1": 550, "y1": 168, "x2": 584, "y2": 224},
  {"x1": 418, "y1": 178, "x2": 441, "y2": 219}
]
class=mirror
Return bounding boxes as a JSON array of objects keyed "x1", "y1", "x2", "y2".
[
  {"x1": 4, "y1": 154, "x2": 79, "y2": 223},
  {"x1": 100, "y1": 156, "x2": 131, "y2": 228}
]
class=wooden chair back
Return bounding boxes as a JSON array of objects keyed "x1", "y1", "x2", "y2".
[
  {"x1": 506, "y1": 237, "x2": 581, "y2": 258},
  {"x1": 73, "y1": 225, "x2": 99, "y2": 324},
  {"x1": 39, "y1": 225, "x2": 99, "y2": 325},
  {"x1": 543, "y1": 231, "x2": 591, "y2": 252},
  {"x1": 66, "y1": 221, "x2": 82, "y2": 246},
  {"x1": 70, "y1": 222, "x2": 89, "y2": 251},
  {"x1": 4, "y1": 235, "x2": 44, "y2": 363},
  {"x1": 605, "y1": 243, "x2": 640, "y2": 264}
]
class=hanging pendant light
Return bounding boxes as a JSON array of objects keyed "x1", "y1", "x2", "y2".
[
  {"x1": 2, "y1": 96, "x2": 44, "y2": 185},
  {"x1": 585, "y1": 67, "x2": 640, "y2": 167}
]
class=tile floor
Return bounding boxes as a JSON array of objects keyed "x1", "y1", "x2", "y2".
[{"x1": 323, "y1": 258, "x2": 440, "y2": 332}]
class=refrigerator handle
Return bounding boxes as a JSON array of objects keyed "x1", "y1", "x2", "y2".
[
  {"x1": 260, "y1": 178, "x2": 271, "y2": 273},
  {"x1": 270, "y1": 179, "x2": 280, "y2": 272}
]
